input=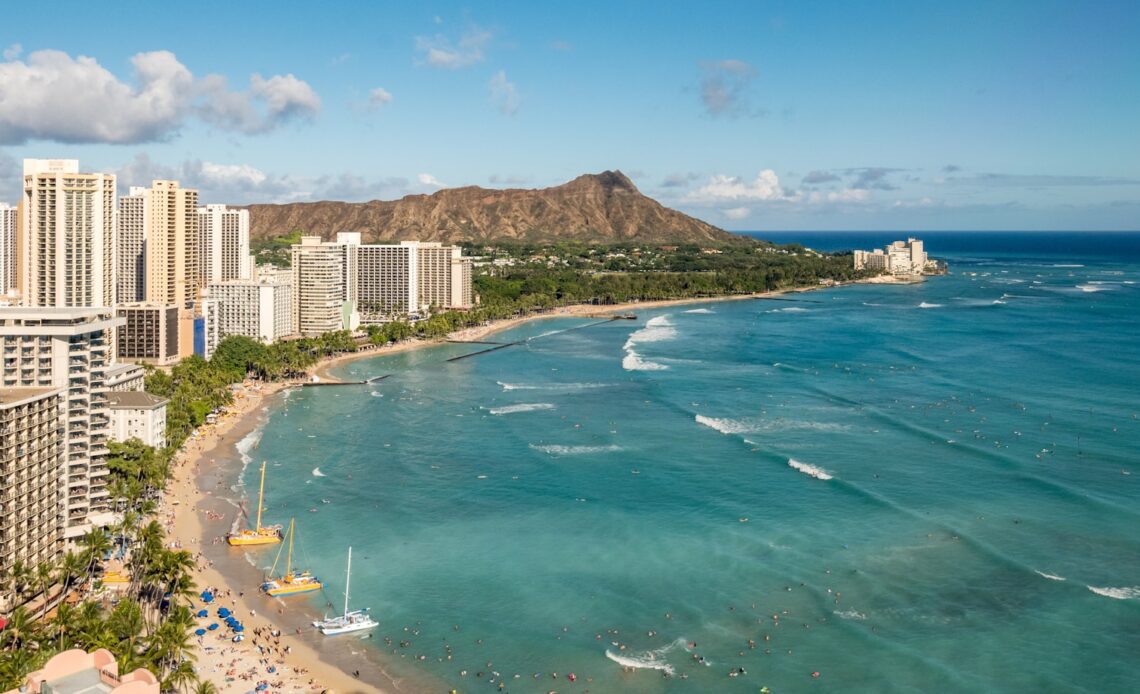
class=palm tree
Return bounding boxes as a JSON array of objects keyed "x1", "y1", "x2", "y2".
[
  {"x1": 58, "y1": 551, "x2": 85, "y2": 604},
  {"x1": 79, "y1": 528, "x2": 112, "y2": 592},
  {"x1": 193, "y1": 679, "x2": 219, "y2": 694},
  {"x1": 33, "y1": 560, "x2": 56, "y2": 620},
  {"x1": 0, "y1": 607, "x2": 37, "y2": 653}
]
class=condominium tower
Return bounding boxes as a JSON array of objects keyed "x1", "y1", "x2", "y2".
[
  {"x1": 198, "y1": 204, "x2": 251, "y2": 285},
  {"x1": 117, "y1": 188, "x2": 146, "y2": 303},
  {"x1": 0, "y1": 308, "x2": 123, "y2": 539},
  {"x1": 17, "y1": 160, "x2": 116, "y2": 308},
  {"x1": 291, "y1": 236, "x2": 352, "y2": 336},
  {"x1": 209, "y1": 277, "x2": 294, "y2": 344}
]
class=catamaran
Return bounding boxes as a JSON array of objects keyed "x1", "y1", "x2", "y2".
[
  {"x1": 227, "y1": 461, "x2": 282, "y2": 546},
  {"x1": 313, "y1": 546, "x2": 378, "y2": 635},
  {"x1": 261, "y1": 518, "x2": 322, "y2": 597}
]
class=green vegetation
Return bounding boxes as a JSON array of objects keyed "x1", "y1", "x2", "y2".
[{"x1": 250, "y1": 228, "x2": 303, "y2": 267}]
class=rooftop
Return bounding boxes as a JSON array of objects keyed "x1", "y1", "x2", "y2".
[
  {"x1": 106, "y1": 391, "x2": 168, "y2": 409},
  {"x1": 0, "y1": 386, "x2": 61, "y2": 408}
]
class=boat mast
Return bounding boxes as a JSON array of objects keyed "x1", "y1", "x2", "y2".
[
  {"x1": 344, "y1": 547, "x2": 352, "y2": 617},
  {"x1": 255, "y1": 461, "x2": 267, "y2": 532},
  {"x1": 286, "y1": 518, "x2": 295, "y2": 577}
]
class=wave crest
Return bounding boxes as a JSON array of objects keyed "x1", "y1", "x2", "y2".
[
  {"x1": 1087, "y1": 585, "x2": 1140, "y2": 600},
  {"x1": 488, "y1": 403, "x2": 556, "y2": 415},
  {"x1": 788, "y1": 458, "x2": 833, "y2": 480},
  {"x1": 529, "y1": 444, "x2": 622, "y2": 456},
  {"x1": 604, "y1": 638, "x2": 688, "y2": 675}
]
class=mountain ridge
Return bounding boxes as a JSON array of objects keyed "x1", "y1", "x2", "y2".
[{"x1": 241, "y1": 170, "x2": 737, "y2": 245}]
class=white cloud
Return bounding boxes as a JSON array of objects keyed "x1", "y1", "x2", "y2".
[
  {"x1": 722, "y1": 206, "x2": 751, "y2": 219},
  {"x1": 0, "y1": 49, "x2": 320, "y2": 145},
  {"x1": 415, "y1": 27, "x2": 491, "y2": 69},
  {"x1": 418, "y1": 173, "x2": 444, "y2": 187},
  {"x1": 812, "y1": 188, "x2": 871, "y2": 203},
  {"x1": 368, "y1": 87, "x2": 393, "y2": 108},
  {"x1": 687, "y1": 170, "x2": 790, "y2": 202},
  {"x1": 198, "y1": 161, "x2": 269, "y2": 188},
  {"x1": 489, "y1": 70, "x2": 520, "y2": 115},
  {"x1": 2, "y1": 44, "x2": 21, "y2": 61}
]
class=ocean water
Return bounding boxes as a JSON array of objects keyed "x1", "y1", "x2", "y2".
[{"x1": 232, "y1": 233, "x2": 1139, "y2": 692}]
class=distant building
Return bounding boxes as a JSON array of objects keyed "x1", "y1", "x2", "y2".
[
  {"x1": 17, "y1": 160, "x2": 116, "y2": 308},
  {"x1": 0, "y1": 307, "x2": 123, "y2": 539},
  {"x1": 0, "y1": 386, "x2": 64, "y2": 610},
  {"x1": 194, "y1": 298, "x2": 220, "y2": 360},
  {"x1": 210, "y1": 276, "x2": 294, "y2": 344},
  {"x1": 143, "y1": 180, "x2": 199, "y2": 309},
  {"x1": 2, "y1": 648, "x2": 159, "y2": 694},
  {"x1": 0, "y1": 204, "x2": 16, "y2": 297},
  {"x1": 117, "y1": 188, "x2": 147, "y2": 303},
  {"x1": 116, "y1": 303, "x2": 180, "y2": 366},
  {"x1": 107, "y1": 391, "x2": 168, "y2": 449},
  {"x1": 854, "y1": 237, "x2": 929, "y2": 276},
  {"x1": 198, "y1": 204, "x2": 251, "y2": 285},
  {"x1": 105, "y1": 363, "x2": 146, "y2": 393}
]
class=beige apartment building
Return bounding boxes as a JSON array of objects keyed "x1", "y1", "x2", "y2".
[
  {"x1": 106, "y1": 391, "x2": 167, "y2": 449},
  {"x1": 0, "y1": 204, "x2": 15, "y2": 298},
  {"x1": 198, "y1": 204, "x2": 251, "y2": 285},
  {"x1": 16, "y1": 160, "x2": 116, "y2": 308},
  {"x1": 0, "y1": 308, "x2": 122, "y2": 540},
  {"x1": 0, "y1": 386, "x2": 64, "y2": 610},
  {"x1": 143, "y1": 180, "x2": 199, "y2": 309},
  {"x1": 209, "y1": 277, "x2": 294, "y2": 344},
  {"x1": 854, "y1": 237, "x2": 928, "y2": 276}
]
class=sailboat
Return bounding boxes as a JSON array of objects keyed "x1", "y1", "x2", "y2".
[
  {"x1": 312, "y1": 547, "x2": 378, "y2": 635},
  {"x1": 260, "y1": 519, "x2": 322, "y2": 597},
  {"x1": 227, "y1": 461, "x2": 282, "y2": 546}
]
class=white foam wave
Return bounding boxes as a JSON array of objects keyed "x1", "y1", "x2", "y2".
[
  {"x1": 695, "y1": 415, "x2": 848, "y2": 435},
  {"x1": 684, "y1": 308, "x2": 714, "y2": 314},
  {"x1": 1077, "y1": 284, "x2": 1113, "y2": 293},
  {"x1": 370, "y1": 391, "x2": 383, "y2": 397},
  {"x1": 488, "y1": 403, "x2": 556, "y2": 415},
  {"x1": 834, "y1": 610, "x2": 866, "y2": 620},
  {"x1": 529, "y1": 444, "x2": 622, "y2": 456},
  {"x1": 312, "y1": 467, "x2": 327, "y2": 477},
  {"x1": 1053, "y1": 264, "x2": 1084, "y2": 268},
  {"x1": 1035, "y1": 570, "x2": 1066, "y2": 582},
  {"x1": 918, "y1": 302, "x2": 943, "y2": 309},
  {"x1": 788, "y1": 458, "x2": 833, "y2": 480},
  {"x1": 604, "y1": 638, "x2": 687, "y2": 675},
  {"x1": 497, "y1": 381, "x2": 613, "y2": 392},
  {"x1": 1087, "y1": 585, "x2": 1140, "y2": 600},
  {"x1": 766, "y1": 306, "x2": 810, "y2": 313},
  {"x1": 623, "y1": 351, "x2": 668, "y2": 371}
]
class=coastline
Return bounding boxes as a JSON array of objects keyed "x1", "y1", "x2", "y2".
[{"x1": 163, "y1": 281, "x2": 890, "y2": 692}]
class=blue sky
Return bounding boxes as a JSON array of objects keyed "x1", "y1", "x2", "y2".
[{"x1": 1, "y1": 0, "x2": 1138, "y2": 230}]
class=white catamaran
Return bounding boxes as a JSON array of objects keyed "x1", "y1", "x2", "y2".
[{"x1": 312, "y1": 546, "x2": 377, "y2": 635}]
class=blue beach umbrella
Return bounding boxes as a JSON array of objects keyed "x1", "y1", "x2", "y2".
[
  {"x1": 218, "y1": 608, "x2": 231, "y2": 617},
  {"x1": 234, "y1": 625, "x2": 245, "y2": 632},
  {"x1": 197, "y1": 609, "x2": 208, "y2": 618},
  {"x1": 195, "y1": 629, "x2": 206, "y2": 636},
  {"x1": 200, "y1": 591, "x2": 214, "y2": 603}
]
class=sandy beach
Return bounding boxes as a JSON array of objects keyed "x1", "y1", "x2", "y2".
[{"x1": 159, "y1": 288, "x2": 841, "y2": 693}]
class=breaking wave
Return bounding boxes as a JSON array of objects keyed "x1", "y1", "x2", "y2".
[
  {"x1": 312, "y1": 467, "x2": 327, "y2": 477},
  {"x1": 488, "y1": 403, "x2": 556, "y2": 415},
  {"x1": 622, "y1": 316, "x2": 676, "y2": 371},
  {"x1": 1087, "y1": 586, "x2": 1140, "y2": 600},
  {"x1": 529, "y1": 444, "x2": 622, "y2": 456},
  {"x1": 1035, "y1": 570, "x2": 1066, "y2": 582},
  {"x1": 918, "y1": 302, "x2": 943, "y2": 309},
  {"x1": 1077, "y1": 284, "x2": 1113, "y2": 293},
  {"x1": 604, "y1": 638, "x2": 689, "y2": 675},
  {"x1": 766, "y1": 306, "x2": 809, "y2": 313},
  {"x1": 497, "y1": 381, "x2": 613, "y2": 392},
  {"x1": 684, "y1": 308, "x2": 714, "y2": 314},
  {"x1": 695, "y1": 414, "x2": 848, "y2": 435},
  {"x1": 788, "y1": 458, "x2": 833, "y2": 480}
]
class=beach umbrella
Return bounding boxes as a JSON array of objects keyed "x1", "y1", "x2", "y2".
[
  {"x1": 208, "y1": 623, "x2": 219, "y2": 631},
  {"x1": 197, "y1": 609, "x2": 208, "y2": 618},
  {"x1": 218, "y1": 608, "x2": 231, "y2": 617},
  {"x1": 201, "y1": 591, "x2": 214, "y2": 603},
  {"x1": 195, "y1": 629, "x2": 206, "y2": 636},
  {"x1": 234, "y1": 625, "x2": 245, "y2": 632}
]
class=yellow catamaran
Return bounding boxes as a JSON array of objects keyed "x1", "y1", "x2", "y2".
[
  {"x1": 227, "y1": 461, "x2": 282, "y2": 546},
  {"x1": 260, "y1": 518, "x2": 322, "y2": 597}
]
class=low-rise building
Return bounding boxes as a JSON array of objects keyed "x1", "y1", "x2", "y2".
[
  {"x1": 106, "y1": 391, "x2": 168, "y2": 449},
  {"x1": 2, "y1": 648, "x2": 159, "y2": 694},
  {"x1": 0, "y1": 386, "x2": 64, "y2": 611},
  {"x1": 105, "y1": 363, "x2": 146, "y2": 393}
]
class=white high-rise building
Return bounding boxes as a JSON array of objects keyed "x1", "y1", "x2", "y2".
[
  {"x1": 117, "y1": 188, "x2": 147, "y2": 303},
  {"x1": 198, "y1": 204, "x2": 251, "y2": 285},
  {"x1": 210, "y1": 277, "x2": 295, "y2": 344},
  {"x1": 0, "y1": 307, "x2": 124, "y2": 539},
  {"x1": 0, "y1": 204, "x2": 16, "y2": 297},
  {"x1": 854, "y1": 238, "x2": 929, "y2": 276},
  {"x1": 291, "y1": 236, "x2": 353, "y2": 336},
  {"x1": 17, "y1": 160, "x2": 116, "y2": 308}
]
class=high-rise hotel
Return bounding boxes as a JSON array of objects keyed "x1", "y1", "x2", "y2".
[
  {"x1": 16, "y1": 160, "x2": 116, "y2": 308},
  {"x1": 198, "y1": 204, "x2": 251, "y2": 285}
]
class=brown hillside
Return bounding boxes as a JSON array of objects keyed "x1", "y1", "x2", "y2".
[{"x1": 242, "y1": 170, "x2": 736, "y2": 244}]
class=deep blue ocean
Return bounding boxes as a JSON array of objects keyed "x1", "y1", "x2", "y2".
[{"x1": 230, "y1": 232, "x2": 1139, "y2": 693}]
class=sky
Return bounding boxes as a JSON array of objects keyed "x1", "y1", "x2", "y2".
[{"x1": 1, "y1": 0, "x2": 1138, "y2": 231}]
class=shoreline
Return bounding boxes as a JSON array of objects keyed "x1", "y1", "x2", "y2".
[{"x1": 163, "y1": 281, "x2": 893, "y2": 692}]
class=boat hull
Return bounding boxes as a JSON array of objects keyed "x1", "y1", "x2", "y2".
[
  {"x1": 319, "y1": 619, "x2": 378, "y2": 635},
  {"x1": 263, "y1": 581, "x2": 322, "y2": 597},
  {"x1": 227, "y1": 531, "x2": 281, "y2": 547}
]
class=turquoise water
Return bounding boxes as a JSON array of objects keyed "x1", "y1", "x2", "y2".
[{"x1": 237, "y1": 235, "x2": 1139, "y2": 692}]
